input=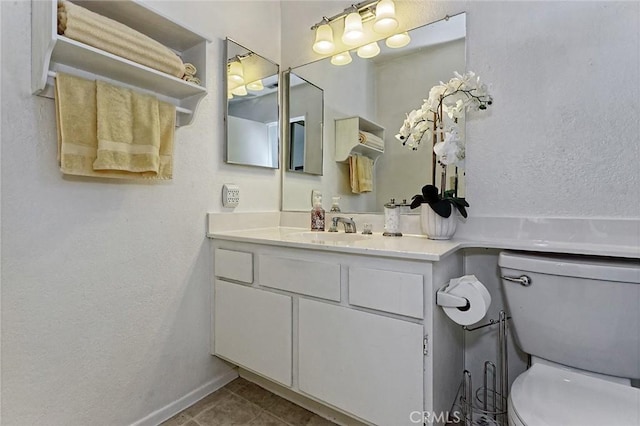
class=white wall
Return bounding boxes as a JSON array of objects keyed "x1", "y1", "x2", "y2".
[
  {"x1": 282, "y1": 0, "x2": 640, "y2": 220},
  {"x1": 375, "y1": 38, "x2": 466, "y2": 207},
  {"x1": 0, "y1": 1, "x2": 280, "y2": 424}
]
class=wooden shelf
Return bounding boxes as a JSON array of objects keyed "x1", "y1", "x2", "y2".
[
  {"x1": 32, "y1": 0, "x2": 210, "y2": 126},
  {"x1": 335, "y1": 116, "x2": 385, "y2": 163}
]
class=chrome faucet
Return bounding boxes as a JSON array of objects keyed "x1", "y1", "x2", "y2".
[{"x1": 329, "y1": 217, "x2": 357, "y2": 233}]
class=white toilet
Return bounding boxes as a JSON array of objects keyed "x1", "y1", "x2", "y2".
[{"x1": 499, "y1": 251, "x2": 640, "y2": 426}]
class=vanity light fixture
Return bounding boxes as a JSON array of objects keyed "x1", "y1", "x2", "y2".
[
  {"x1": 373, "y1": 0, "x2": 398, "y2": 33},
  {"x1": 311, "y1": 0, "x2": 407, "y2": 65},
  {"x1": 385, "y1": 31, "x2": 410, "y2": 48},
  {"x1": 342, "y1": 8, "x2": 365, "y2": 45},
  {"x1": 246, "y1": 79, "x2": 264, "y2": 91},
  {"x1": 312, "y1": 18, "x2": 336, "y2": 54},
  {"x1": 331, "y1": 50, "x2": 353, "y2": 66},
  {"x1": 227, "y1": 59, "x2": 244, "y2": 85},
  {"x1": 357, "y1": 41, "x2": 380, "y2": 58},
  {"x1": 231, "y1": 85, "x2": 247, "y2": 96}
]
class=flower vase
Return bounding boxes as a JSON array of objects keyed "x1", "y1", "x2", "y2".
[{"x1": 420, "y1": 203, "x2": 457, "y2": 240}]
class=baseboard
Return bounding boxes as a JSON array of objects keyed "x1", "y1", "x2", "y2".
[{"x1": 132, "y1": 369, "x2": 239, "y2": 426}]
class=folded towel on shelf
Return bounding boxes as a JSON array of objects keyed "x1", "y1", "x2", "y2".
[
  {"x1": 182, "y1": 76, "x2": 201, "y2": 85},
  {"x1": 183, "y1": 63, "x2": 197, "y2": 77},
  {"x1": 58, "y1": 0, "x2": 186, "y2": 78},
  {"x1": 358, "y1": 131, "x2": 385, "y2": 151},
  {"x1": 348, "y1": 154, "x2": 374, "y2": 194},
  {"x1": 54, "y1": 72, "x2": 175, "y2": 180},
  {"x1": 93, "y1": 80, "x2": 161, "y2": 173}
]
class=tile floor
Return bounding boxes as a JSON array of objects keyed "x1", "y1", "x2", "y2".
[{"x1": 161, "y1": 377, "x2": 338, "y2": 426}]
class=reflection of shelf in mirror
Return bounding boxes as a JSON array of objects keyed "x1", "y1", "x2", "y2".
[{"x1": 335, "y1": 116, "x2": 385, "y2": 163}]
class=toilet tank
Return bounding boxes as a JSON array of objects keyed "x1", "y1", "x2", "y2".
[{"x1": 499, "y1": 251, "x2": 640, "y2": 379}]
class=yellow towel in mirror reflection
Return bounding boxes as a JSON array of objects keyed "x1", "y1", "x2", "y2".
[{"x1": 349, "y1": 154, "x2": 373, "y2": 193}]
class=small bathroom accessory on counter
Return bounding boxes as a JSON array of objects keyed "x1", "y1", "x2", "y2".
[
  {"x1": 383, "y1": 199, "x2": 402, "y2": 236},
  {"x1": 330, "y1": 196, "x2": 341, "y2": 212},
  {"x1": 310, "y1": 195, "x2": 325, "y2": 231}
]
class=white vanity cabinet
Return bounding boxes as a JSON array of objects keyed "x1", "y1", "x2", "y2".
[{"x1": 211, "y1": 240, "x2": 464, "y2": 426}]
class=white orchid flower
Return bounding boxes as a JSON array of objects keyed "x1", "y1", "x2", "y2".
[{"x1": 444, "y1": 99, "x2": 465, "y2": 120}]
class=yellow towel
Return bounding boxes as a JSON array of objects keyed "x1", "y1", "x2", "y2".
[
  {"x1": 55, "y1": 72, "x2": 175, "y2": 180},
  {"x1": 357, "y1": 155, "x2": 374, "y2": 192},
  {"x1": 348, "y1": 155, "x2": 374, "y2": 193},
  {"x1": 146, "y1": 101, "x2": 176, "y2": 180},
  {"x1": 58, "y1": 0, "x2": 185, "y2": 78},
  {"x1": 55, "y1": 73, "x2": 99, "y2": 176},
  {"x1": 349, "y1": 155, "x2": 359, "y2": 193},
  {"x1": 93, "y1": 80, "x2": 161, "y2": 173}
]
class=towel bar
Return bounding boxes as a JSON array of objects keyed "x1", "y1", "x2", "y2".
[{"x1": 46, "y1": 71, "x2": 192, "y2": 115}]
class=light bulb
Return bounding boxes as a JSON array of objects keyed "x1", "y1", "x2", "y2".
[
  {"x1": 228, "y1": 61, "x2": 244, "y2": 85},
  {"x1": 357, "y1": 42, "x2": 381, "y2": 59},
  {"x1": 342, "y1": 12, "x2": 364, "y2": 46},
  {"x1": 373, "y1": 0, "x2": 398, "y2": 33},
  {"x1": 331, "y1": 51, "x2": 353, "y2": 66},
  {"x1": 231, "y1": 85, "x2": 247, "y2": 96},
  {"x1": 246, "y1": 79, "x2": 264, "y2": 91},
  {"x1": 386, "y1": 32, "x2": 410, "y2": 48},
  {"x1": 312, "y1": 23, "x2": 335, "y2": 54}
]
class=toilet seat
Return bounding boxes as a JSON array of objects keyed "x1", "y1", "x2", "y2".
[{"x1": 509, "y1": 363, "x2": 640, "y2": 426}]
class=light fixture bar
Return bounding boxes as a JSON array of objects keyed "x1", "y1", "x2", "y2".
[{"x1": 310, "y1": 0, "x2": 379, "y2": 30}]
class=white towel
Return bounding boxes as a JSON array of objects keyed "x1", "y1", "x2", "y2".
[{"x1": 358, "y1": 131, "x2": 384, "y2": 151}]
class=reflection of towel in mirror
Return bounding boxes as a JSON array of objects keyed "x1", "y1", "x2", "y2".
[
  {"x1": 358, "y1": 131, "x2": 384, "y2": 151},
  {"x1": 349, "y1": 154, "x2": 373, "y2": 193}
]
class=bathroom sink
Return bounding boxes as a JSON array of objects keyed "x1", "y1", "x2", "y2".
[{"x1": 283, "y1": 231, "x2": 370, "y2": 245}]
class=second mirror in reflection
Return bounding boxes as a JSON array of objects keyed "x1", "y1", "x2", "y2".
[{"x1": 287, "y1": 72, "x2": 324, "y2": 175}]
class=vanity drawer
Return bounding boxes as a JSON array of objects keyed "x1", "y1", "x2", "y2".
[
  {"x1": 259, "y1": 255, "x2": 341, "y2": 301},
  {"x1": 348, "y1": 267, "x2": 424, "y2": 318},
  {"x1": 214, "y1": 248, "x2": 253, "y2": 283}
]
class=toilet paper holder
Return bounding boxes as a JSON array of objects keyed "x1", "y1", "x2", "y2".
[{"x1": 436, "y1": 283, "x2": 471, "y2": 310}]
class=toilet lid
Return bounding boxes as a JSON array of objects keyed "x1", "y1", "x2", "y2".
[{"x1": 510, "y1": 363, "x2": 640, "y2": 426}]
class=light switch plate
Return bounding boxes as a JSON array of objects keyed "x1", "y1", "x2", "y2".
[
  {"x1": 311, "y1": 189, "x2": 322, "y2": 207},
  {"x1": 222, "y1": 184, "x2": 240, "y2": 208}
]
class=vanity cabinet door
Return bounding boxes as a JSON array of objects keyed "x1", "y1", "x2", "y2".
[
  {"x1": 214, "y1": 280, "x2": 292, "y2": 386},
  {"x1": 298, "y1": 299, "x2": 424, "y2": 426}
]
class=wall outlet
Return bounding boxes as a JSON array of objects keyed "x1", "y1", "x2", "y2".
[{"x1": 222, "y1": 184, "x2": 240, "y2": 208}]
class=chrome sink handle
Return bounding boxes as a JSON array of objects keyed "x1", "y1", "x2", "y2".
[{"x1": 502, "y1": 275, "x2": 532, "y2": 286}]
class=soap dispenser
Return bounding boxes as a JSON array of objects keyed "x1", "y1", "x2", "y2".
[
  {"x1": 311, "y1": 195, "x2": 325, "y2": 231},
  {"x1": 383, "y1": 198, "x2": 402, "y2": 237}
]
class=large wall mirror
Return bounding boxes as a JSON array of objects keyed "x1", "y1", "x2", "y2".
[
  {"x1": 282, "y1": 13, "x2": 466, "y2": 212},
  {"x1": 285, "y1": 71, "x2": 324, "y2": 175},
  {"x1": 225, "y1": 38, "x2": 279, "y2": 168}
]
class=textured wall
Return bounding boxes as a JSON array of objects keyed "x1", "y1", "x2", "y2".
[
  {"x1": 0, "y1": 1, "x2": 280, "y2": 424},
  {"x1": 282, "y1": 0, "x2": 640, "y2": 219}
]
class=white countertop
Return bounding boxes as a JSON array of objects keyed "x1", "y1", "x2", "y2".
[{"x1": 208, "y1": 226, "x2": 640, "y2": 261}]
